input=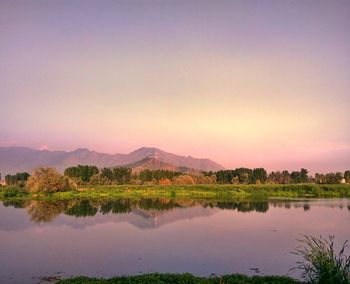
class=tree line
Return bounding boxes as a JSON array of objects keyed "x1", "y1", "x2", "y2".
[
  {"x1": 1, "y1": 166, "x2": 350, "y2": 194},
  {"x1": 216, "y1": 168, "x2": 350, "y2": 185}
]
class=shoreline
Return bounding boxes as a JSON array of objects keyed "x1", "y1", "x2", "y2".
[
  {"x1": 56, "y1": 273, "x2": 302, "y2": 284},
  {"x1": 1, "y1": 184, "x2": 350, "y2": 201}
]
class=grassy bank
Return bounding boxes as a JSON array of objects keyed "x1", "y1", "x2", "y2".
[
  {"x1": 1, "y1": 184, "x2": 350, "y2": 201},
  {"x1": 57, "y1": 273, "x2": 301, "y2": 284}
]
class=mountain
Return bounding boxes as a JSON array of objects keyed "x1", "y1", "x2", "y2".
[
  {"x1": 125, "y1": 156, "x2": 193, "y2": 173},
  {"x1": 0, "y1": 146, "x2": 224, "y2": 175}
]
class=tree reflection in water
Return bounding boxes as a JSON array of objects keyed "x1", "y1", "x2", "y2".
[
  {"x1": 1, "y1": 197, "x2": 338, "y2": 223},
  {"x1": 65, "y1": 200, "x2": 98, "y2": 217},
  {"x1": 100, "y1": 199, "x2": 133, "y2": 214},
  {"x1": 27, "y1": 200, "x2": 69, "y2": 223},
  {"x1": 205, "y1": 201, "x2": 269, "y2": 213}
]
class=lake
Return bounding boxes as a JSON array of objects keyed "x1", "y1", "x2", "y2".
[{"x1": 0, "y1": 198, "x2": 349, "y2": 283}]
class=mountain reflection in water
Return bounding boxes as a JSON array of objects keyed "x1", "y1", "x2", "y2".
[{"x1": 2, "y1": 198, "x2": 349, "y2": 227}]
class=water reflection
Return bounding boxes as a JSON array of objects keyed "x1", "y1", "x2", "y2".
[
  {"x1": 0, "y1": 198, "x2": 349, "y2": 284},
  {"x1": 2, "y1": 198, "x2": 350, "y2": 224}
]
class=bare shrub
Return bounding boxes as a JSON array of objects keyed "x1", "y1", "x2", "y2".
[{"x1": 27, "y1": 167, "x2": 77, "y2": 193}]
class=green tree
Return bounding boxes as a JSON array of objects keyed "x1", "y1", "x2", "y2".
[
  {"x1": 300, "y1": 168, "x2": 308, "y2": 183},
  {"x1": 5, "y1": 172, "x2": 30, "y2": 187},
  {"x1": 290, "y1": 168, "x2": 308, "y2": 183},
  {"x1": 344, "y1": 171, "x2": 350, "y2": 183},
  {"x1": 233, "y1": 168, "x2": 253, "y2": 184},
  {"x1": 252, "y1": 168, "x2": 267, "y2": 184},
  {"x1": 112, "y1": 167, "x2": 132, "y2": 184},
  {"x1": 64, "y1": 165, "x2": 99, "y2": 183},
  {"x1": 216, "y1": 170, "x2": 234, "y2": 184},
  {"x1": 101, "y1": 168, "x2": 113, "y2": 180},
  {"x1": 315, "y1": 172, "x2": 343, "y2": 184},
  {"x1": 138, "y1": 169, "x2": 181, "y2": 184},
  {"x1": 282, "y1": 170, "x2": 291, "y2": 184}
]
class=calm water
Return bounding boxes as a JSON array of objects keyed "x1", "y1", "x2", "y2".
[{"x1": 0, "y1": 198, "x2": 349, "y2": 283}]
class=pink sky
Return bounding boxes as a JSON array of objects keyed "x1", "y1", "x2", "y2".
[{"x1": 1, "y1": 1, "x2": 349, "y2": 173}]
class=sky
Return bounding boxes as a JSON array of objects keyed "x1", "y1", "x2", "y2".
[{"x1": 1, "y1": 0, "x2": 349, "y2": 173}]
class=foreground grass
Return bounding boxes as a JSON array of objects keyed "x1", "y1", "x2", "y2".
[
  {"x1": 1, "y1": 184, "x2": 350, "y2": 201},
  {"x1": 57, "y1": 273, "x2": 302, "y2": 284}
]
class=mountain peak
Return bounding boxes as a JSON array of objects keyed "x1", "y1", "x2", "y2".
[
  {"x1": 129, "y1": 147, "x2": 162, "y2": 158},
  {"x1": 132, "y1": 146, "x2": 160, "y2": 153}
]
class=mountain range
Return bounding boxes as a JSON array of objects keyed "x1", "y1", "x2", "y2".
[{"x1": 0, "y1": 146, "x2": 224, "y2": 175}]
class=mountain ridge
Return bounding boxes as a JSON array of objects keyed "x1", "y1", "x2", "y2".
[{"x1": 0, "y1": 146, "x2": 225, "y2": 175}]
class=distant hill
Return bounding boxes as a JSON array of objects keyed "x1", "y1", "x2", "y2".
[
  {"x1": 0, "y1": 146, "x2": 224, "y2": 175},
  {"x1": 125, "y1": 156, "x2": 194, "y2": 173}
]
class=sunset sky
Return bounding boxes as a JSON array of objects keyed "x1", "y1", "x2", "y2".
[{"x1": 1, "y1": 0, "x2": 349, "y2": 173}]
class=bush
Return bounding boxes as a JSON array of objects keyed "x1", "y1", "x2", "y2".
[
  {"x1": 89, "y1": 174, "x2": 111, "y2": 185},
  {"x1": 159, "y1": 178, "x2": 171, "y2": 185},
  {"x1": 1, "y1": 186, "x2": 28, "y2": 198},
  {"x1": 27, "y1": 167, "x2": 77, "y2": 193},
  {"x1": 174, "y1": 175, "x2": 195, "y2": 185},
  {"x1": 292, "y1": 235, "x2": 350, "y2": 284}
]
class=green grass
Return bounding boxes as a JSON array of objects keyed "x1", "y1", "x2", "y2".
[
  {"x1": 292, "y1": 235, "x2": 350, "y2": 284},
  {"x1": 1, "y1": 184, "x2": 350, "y2": 201},
  {"x1": 57, "y1": 273, "x2": 302, "y2": 284}
]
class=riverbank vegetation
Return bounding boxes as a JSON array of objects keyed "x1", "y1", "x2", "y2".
[
  {"x1": 57, "y1": 273, "x2": 301, "y2": 284},
  {"x1": 1, "y1": 183, "x2": 350, "y2": 201},
  {"x1": 0, "y1": 166, "x2": 349, "y2": 200},
  {"x1": 2, "y1": 166, "x2": 350, "y2": 188}
]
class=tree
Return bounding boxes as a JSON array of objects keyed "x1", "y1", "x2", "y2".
[
  {"x1": 300, "y1": 168, "x2": 309, "y2": 183},
  {"x1": 315, "y1": 172, "x2": 343, "y2": 184},
  {"x1": 195, "y1": 174, "x2": 217, "y2": 184},
  {"x1": 89, "y1": 174, "x2": 110, "y2": 185},
  {"x1": 138, "y1": 169, "x2": 181, "y2": 184},
  {"x1": 64, "y1": 165, "x2": 99, "y2": 183},
  {"x1": 252, "y1": 168, "x2": 267, "y2": 184},
  {"x1": 290, "y1": 168, "x2": 309, "y2": 183},
  {"x1": 314, "y1": 173, "x2": 324, "y2": 184},
  {"x1": 112, "y1": 167, "x2": 132, "y2": 184},
  {"x1": 233, "y1": 168, "x2": 253, "y2": 184},
  {"x1": 282, "y1": 170, "x2": 291, "y2": 184},
  {"x1": 267, "y1": 171, "x2": 279, "y2": 184},
  {"x1": 216, "y1": 170, "x2": 235, "y2": 184},
  {"x1": 27, "y1": 167, "x2": 76, "y2": 193},
  {"x1": 5, "y1": 172, "x2": 30, "y2": 187},
  {"x1": 216, "y1": 168, "x2": 256, "y2": 184},
  {"x1": 96, "y1": 167, "x2": 133, "y2": 184},
  {"x1": 344, "y1": 171, "x2": 350, "y2": 183},
  {"x1": 231, "y1": 176, "x2": 239, "y2": 184},
  {"x1": 101, "y1": 168, "x2": 113, "y2": 180}
]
